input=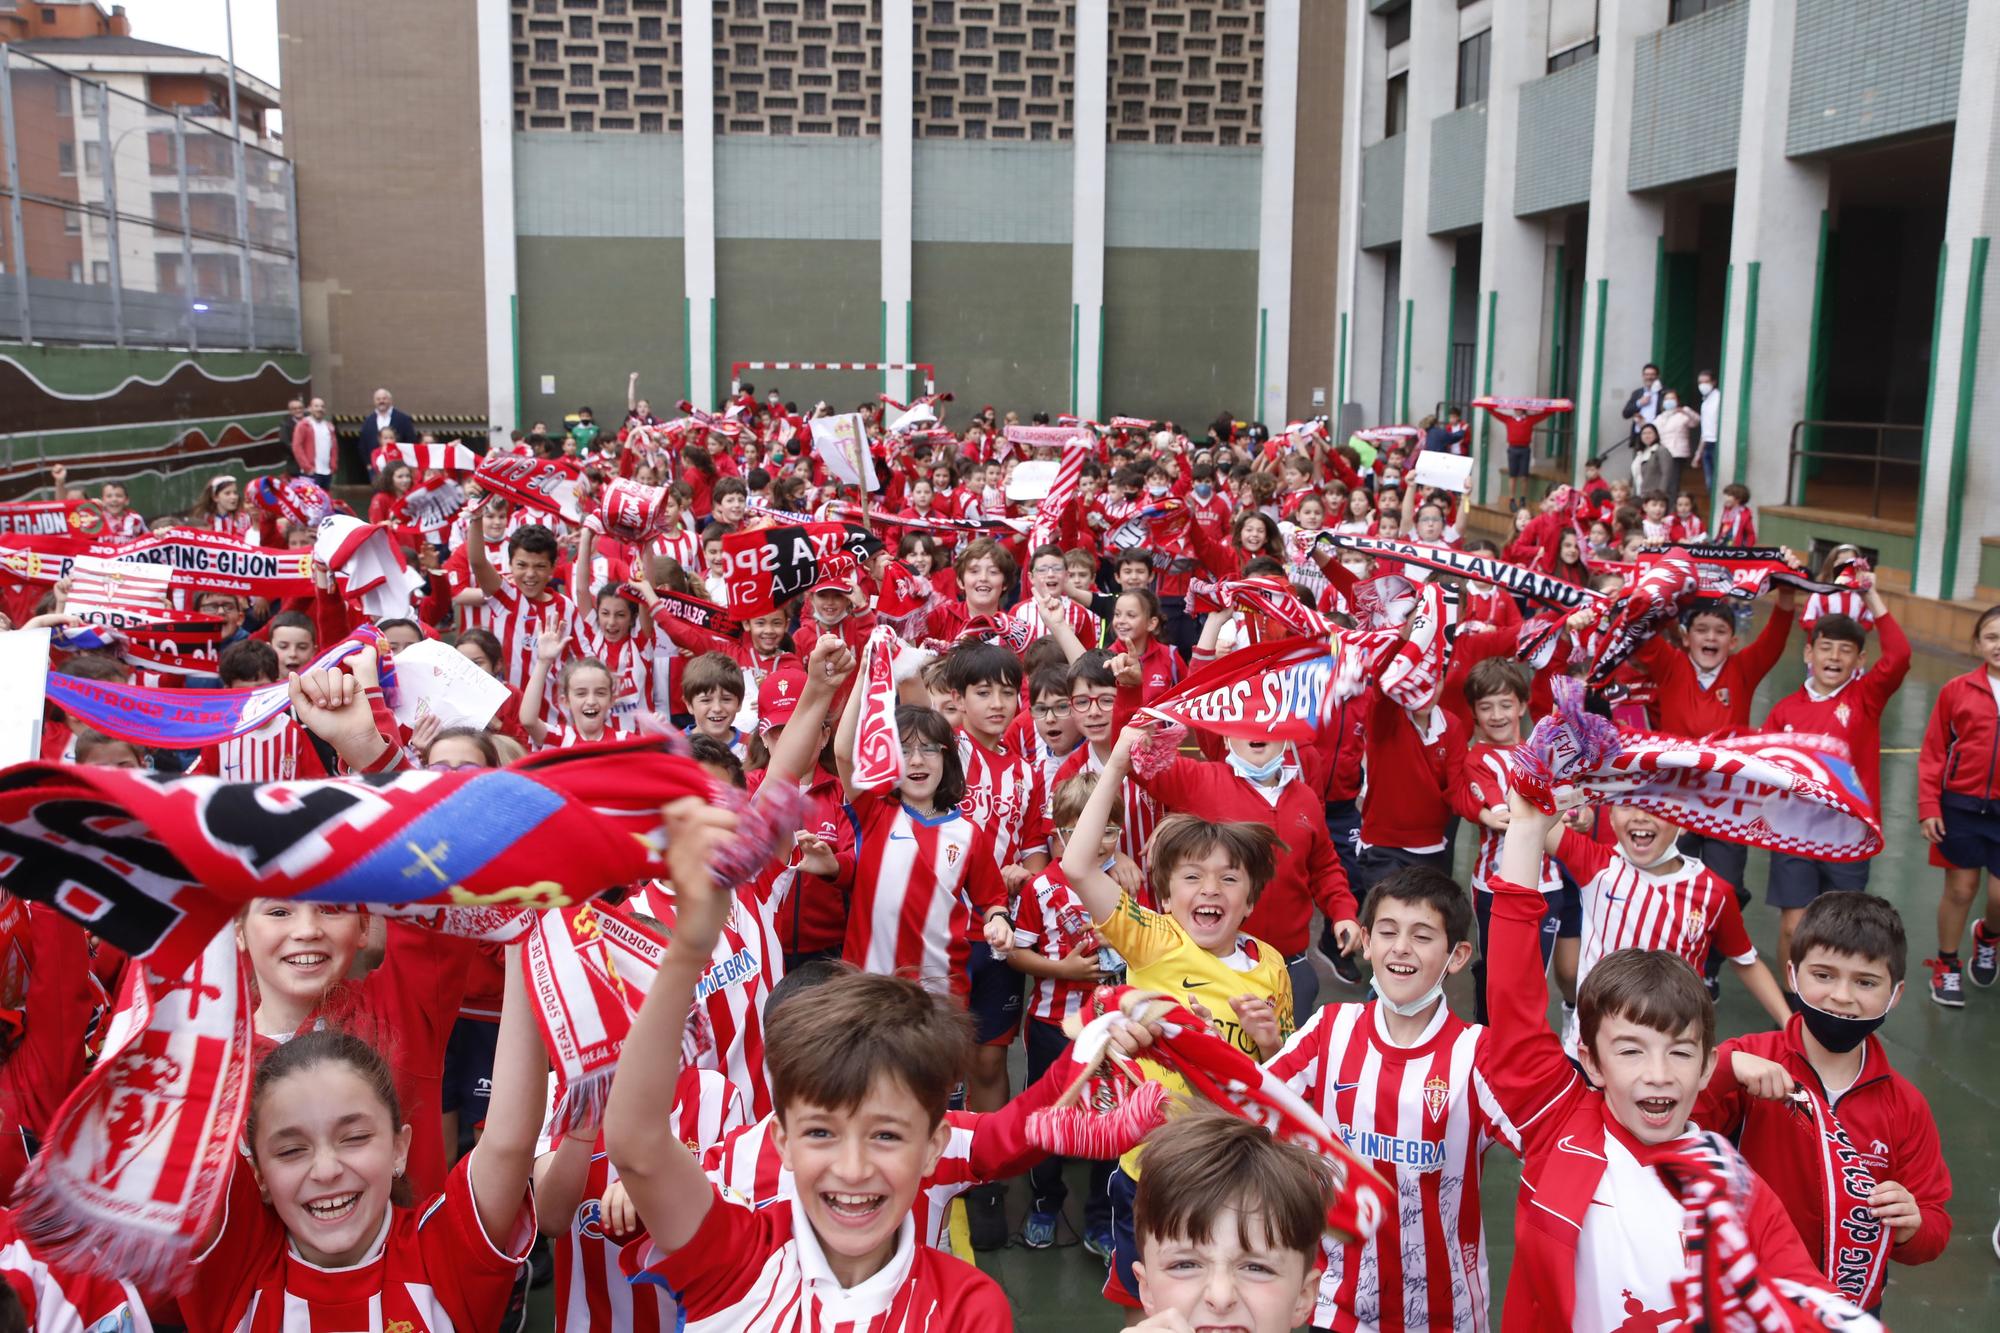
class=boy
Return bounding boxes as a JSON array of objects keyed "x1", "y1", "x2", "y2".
[
  {"x1": 1487, "y1": 790, "x2": 1878, "y2": 1331},
  {"x1": 682, "y1": 651, "x2": 748, "y2": 757},
  {"x1": 1762, "y1": 581, "x2": 1910, "y2": 975},
  {"x1": 1267, "y1": 867, "x2": 1519, "y2": 1333},
  {"x1": 1639, "y1": 490, "x2": 1672, "y2": 544},
  {"x1": 467, "y1": 521, "x2": 576, "y2": 693},
  {"x1": 1060, "y1": 726, "x2": 1293, "y2": 1314},
  {"x1": 1127, "y1": 1113, "x2": 1334, "y2": 1333},
  {"x1": 922, "y1": 539, "x2": 1016, "y2": 641},
  {"x1": 1715, "y1": 481, "x2": 1758, "y2": 547},
  {"x1": 1050, "y1": 650, "x2": 1161, "y2": 871},
  {"x1": 1012, "y1": 543, "x2": 1103, "y2": 645},
  {"x1": 192, "y1": 640, "x2": 327, "y2": 781},
  {"x1": 605, "y1": 805, "x2": 1012, "y2": 1330},
  {"x1": 263, "y1": 609, "x2": 318, "y2": 674},
  {"x1": 709, "y1": 475, "x2": 749, "y2": 527},
  {"x1": 1695, "y1": 892, "x2": 1951, "y2": 1313}
]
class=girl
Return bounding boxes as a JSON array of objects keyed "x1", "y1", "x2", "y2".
[
  {"x1": 1547, "y1": 526, "x2": 1591, "y2": 587},
  {"x1": 369, "y1": 463, "x2": 414, "y2": 524},
  {"x1": 680, "y1": 443, "x2": 719, "y2": 525},
  {"x1": 191, "y1": 474, "x2": 252, "y2": 536},
  {"x1": 1457, "y1": 539, "x2": 1523, "y2": 632},
  {"x1": 521, "y1": 623, "x2": 632, "y2": 749},
  {"x1": 1334, "y1": 485, "x2": 1375, "y2": 536},
  {"x1": 1668, "y1": 490, "x2": 1707, "y2": 542},
  {"x1": 1111, "y1": 586, "x2": 1181, "y2": 703},
  {"x1": 1279, "y1": 493, "x2": 1332, "y2": 600},
  {"x1": 572, "y1": 529, "x2": 656, "y2": 725},
  {"x1": 182, "y1": 950, "x2": 542, "y2": 1332},
  {"x1": 1802, "y1": 543, "x2": 1875, "y2": 638},
  {"x1": 1919, "y1": 604, "x2": 2000, "y2": 1006},
  {"x1": 1400, "y1": 487, "x2": 1462, "y2": 549},
  {"x1": 1231, "y1": 509, "x2": 1283, "y2": 577},
  {"x1": 897, "y1": 529, "x2": 957, "y2": 602}
]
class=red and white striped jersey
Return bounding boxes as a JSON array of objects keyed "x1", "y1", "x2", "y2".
[
  {"x1": 193, "y1": 713, "x2": 326, "y2": 782},
  {"x1": 205, "y1": 510, "x2": 254, "y2": 537},
  {"x1": 1011, "y1": 865, "x2": 1102, "y2": 1027},
  {"x1": 98, "y1": 508, "x2": 149, "y2": 542},
  {"x1": 956, "y1": 732, "x2": 1032, "y2": 870},
  {"x1": 643, "y1": 882, "x2": 783, "y2": 1120},
  {"x1": 544, "y1": 1068, "x2": 749, "y2": 1333},
  {"x1": 1051, "y1": 743, "x2": 1163, "y2": 887},
  {"x1": 1802, "y1": 588, "x2": 1874, "y2": 635},
  {"x1": 537, "y1": 719, "x2": 639, "y2": 752},
  {"x1": 1007, "y1": 595, "x2": 1102, "y2": 650},
  {"x1": 572, "y1": 623, "x2": 654, "y2": 724},
  {"x1": 0, "y1": 1209, "x2": 153, "y2": 1333},
  {"x1": 466, "y1": 580, "x2": 577, "y2": 693},
  {"x1": 845, "y1": 791, "x2": 1005, "y2": 997},
  {"x1": 1556, "y1": 830, "x2": 1757, "y2": 1000},
  {"x1": 1459, "y1": 743, "x2": 1562, "y2": 895},
  {"x1": 1266, "y1": 1001, "x2": 1522, "y2": 1333},
  {"x1": 647, "y1": 526, "x2": 703, "y2": 574}
]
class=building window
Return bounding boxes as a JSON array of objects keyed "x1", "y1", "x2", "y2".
[
  {"x1": 571, "y1": 111, "x2": 594, "y2": 131},
  {"x1": 606, "y1": 87, "x2": 629, "y2": 110},
  {"x1": 1670, "y1": 0, "x2": 1735, "y2": 20},
  {"x1": 641, "y1": 111, "x2": 664, "y2": 131},
  {"x1": 999, "y1": 96, "x2": 1019, "y2": 119},
  {"x1": 1031, "y1": 73, "x2": 1051, "y2": 97},
  {"x1": 83, "y1": 142, "x2": 101, "y2": 173},
  {"x1": 965, "y1": 118, "x2": 985, "y2": 138},
  {"x1": 1001, "y1": 2, "x2": 1020, "y2": 22},
  {"x1": 837, "y1": 20, "x2": 860, "y2": 43},
  {"x1": 640, "y1": 63, "x2": 663, "y2": 86},
  {"x1": 1456, "y1": 29, "x2": 1490, "y2": 107},
  {"x1": 57, "y1": 141, "x2": 75, "y2": 175},
  {"x1": 64, "y1": 209, "x2": 81, "y2": 234},
  {"x1": 1031, "y1": 25, "x2": 1052, "y2": 50},
  {"x1": 1384, "y1": 70, "x2": 1407, "y2": 136},
  {"x1": 1122, "y1": 52, "x2": 1143, "y2": 76},
  {"x1": 570, "y1": 64, "x2": 594, "y2": 87},
  {"x1": 966, "y1": 72, "x2": 986, "y2": 95},
  {"x1": 1384, "y1": 3, "x2": 1410, "y2": 48},
  {"x1": 805, "y1": 45, "x2": 827, "y2": 67},
  {"x1": 79, "y1": 80, "x2": 102, "y2": 114},
  {"x1": 68, "y1": 260, "x2": 84, "y2": 283},
  {"x1": 569, "y1": 15, "x2": 591, "y2": 37},
  {"x1": 605, "y1": 39, "x2": 629, "y2": 62},
  {"x1": 838, "y1": 116, "x2": 860, "y2": 136},
  {"x1": 1548, "y1": 39, "x2": 1597, "y2": 72},
  {"x1": 639, "y1": 15, "x2": 662, "y2": 39},
  {"x1": 92, "y1": 261, "x2": 109, "y2": 285},
  {"x1": 998, "y1": 49, "x2": 1019, "y2": 72},
  {"x1": 966, "y1": 25, "x2": 987, "y2": 48},
  {"x1": 806, "y1": 0, "x2": 828, "y2": 15},
  {"x1": 606, "y1": 0, "x2": 628, "y2": 13},
  {"x1": 931, "y1": 94, "x2": 954, "y2": 118},
  {"x1": 536, "y1": 86, "x2": 559, "y2": 110},
  {"x1": 805, "y1": 92, "x2": 826, "y2": 114},
  {"x1": 736, "y1": 90, "x2": 757, "y2": 112},
  {"x1": 838, "y1": 68, "x2": 860, "y2": 91},
  {"x1": 771, "y1": 66, "x2": 792, "y2": 89}
]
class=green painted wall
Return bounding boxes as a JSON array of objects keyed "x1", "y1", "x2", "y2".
[
  {"x1": 1759, "y1": 509, "x2": 1915, "y2": 572},
  {"x1": 716, "y1": 239, "x2": 882, "y2": 410},
  {"x1": 911, "y1": 241, "x2": 1070, "y2": 418},
  {"x1": 517, "y1": 236, "x2": 687, "y2": 422},
  {"x1": 1981, "y1": 540, "x2": 2000, "y2": 595},
  {"x1": 1101, "y1": 247, "x2": 1258, "y2": 428},
  {"x1": 0, "y1": 344, "x2": 310, "y2": 515}
]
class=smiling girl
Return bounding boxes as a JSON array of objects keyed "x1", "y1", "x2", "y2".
[
  {"x1": 521, "y1": 621, "x2": 632, "y2": 750},
  {"x1": 1110, "y1": 587, "x2": 1180, "y2": 703}
]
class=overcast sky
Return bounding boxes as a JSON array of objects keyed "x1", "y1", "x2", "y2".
[{"x1": 120, "y1": 0, "x2": 281, "y2": 86}]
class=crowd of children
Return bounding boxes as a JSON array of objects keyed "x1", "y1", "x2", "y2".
[{"x1": 0, "y1": 388, "x2": 1990, "y2": 1333}]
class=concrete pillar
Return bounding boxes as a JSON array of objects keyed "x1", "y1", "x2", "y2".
[
  {"x1": 1574, "y1": 0, "x2": 1668, "y2": 477},
  {"x1": 1395, "y1": 0, "x2": 1458, "y2": 425},
  {"x1": 1718, "y1": 0, "x2": 1830, "y2": 517},
  {"x1": 1473, "y1": 0, "x2": 1551, "y2": 502},
  {"x1": 1070, "y1": 0, "x2": 1109, "y2": 421},
  {"x1": 1333, "y1": 0, "x2": 1386, "y2": 423},
  {"x1": 881, "y1": 0, "x2": 915, "y2": 403},
  {"x1": 1914, "y1": 0, "x2": 2000, "y2": 600},
  {"x1": 1255, "y1": 0, "x2": 1300, "y2": 425},
  {"x1": 474, "y1": 0, "x2": 517, "y2": 439},
  {"x1": 683, "y1": 0, "x2": 718, "y2": 409}
]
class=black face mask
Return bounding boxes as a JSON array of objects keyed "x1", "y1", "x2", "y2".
[{"x1": 1790, "y1": 969, "x2": 1898, "y2": 1054}]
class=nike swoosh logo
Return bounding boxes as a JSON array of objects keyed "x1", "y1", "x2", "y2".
[
  {"x1": 1181, "y1": 978, "x2": 1212, "y2": 989},
  {"x1": 1331, "y1": 1081, "x2": 1361, "y2": 1095},
  {"x1": 1556, "y1": 1135, "x2": 1606, "y2": 1161},
  {"x1": 887, "y1": 833, "x2": 914, "y2": 842}
]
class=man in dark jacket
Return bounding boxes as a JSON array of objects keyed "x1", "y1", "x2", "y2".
[{"x1": 355, "y1": 386, "x2": 418, "y2": 481}]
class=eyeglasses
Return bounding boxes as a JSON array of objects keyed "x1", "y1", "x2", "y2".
[
  {"x1": 1070, "y1": 696, "x2": 1118, "y2": 714},
  {"x1": 1054, "y1": 825, "x2": 1120, "y2": 841},
  {"x1": 1030, "y1": 702, "x2": 1072, "y2": 721},
  {"x1": 900, "y1": 742, "x2": 946, "y2": 760}
]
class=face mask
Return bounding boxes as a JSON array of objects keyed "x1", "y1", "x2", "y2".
[
  {"x1": 1227, "y1": 750, "x2": 1286, "y2": 785},
  {"x1": 1379, "y1": 975, "x2": 1446, "y2": 1018},
  {"x1": 1661, "y1": 397, "x2": 1678, "y2": 410},
  {"x1": 1192, "y1": 483, "x2": 1214, "y2": 500},
  {"x1": 1147, "y1": 483, "x2": 1171, "y2": 498},
  {"x1": 1700, "y1": 381, "x2": 1714, "y2": 395},
  {"x1": 1788, "y1": 966, "x2": 1898, "y2": 1053}
]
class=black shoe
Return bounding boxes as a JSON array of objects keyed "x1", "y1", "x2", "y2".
[
  {"x1": 967, "y1": 1182, "x2": 1009, "y2": 1252},
  {"x1": 528, "y1": 1234, "x2": 555, "y2": 1289},
  {"x1": 1328, "y1": 948, "x2": 1363, "y2": 987},
  {"x1": 1970, "y1": 922, "x2": 1999, "y2": 988}
]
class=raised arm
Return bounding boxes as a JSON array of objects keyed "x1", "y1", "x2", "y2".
[
  {"x1": 1034, "y1": 589, "x2": 1088, "y2": 663},
  {"x1": 517, "y1": 619, "x2": 564, "y2": 744},
  {"x1": 831, "y1": 644, "x2": 869, "y2": 801},
  {"x1": 1060, "y1": 727, "x2": 1137, "y2": 923},
  {"x1": 467, "y1": 501, "x2": 504, "y2": 598},
  {"x1": 468, "y1": 947, "x2": 549, "y2": 1248},
  {"x1": 766, "y1": 637, "x2": 855, "y2": 787},
  {"x1": 572, "y1": 526, "x2": 597, "y2": 611},
  {"x1": 627, "y1": 371, "x2": 640, "y2": 414},
  {"x1": 604, "y1": 799, "x2": 741, "y2": 1253}
]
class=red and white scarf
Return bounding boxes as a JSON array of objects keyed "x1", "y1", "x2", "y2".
[
  {"x1": 852, "y1": 627, "x2": 914, "y2": 793},
  {"x1": 395, "y1": 440, "x2": 481, "y2": 474},
  {"x1": 1026, "y1": 443, "x2": 1090, "y2": 547},
  {"x1": 14, "y1": 927, "x2": 250, "y2": 1292},
  {"x1": 473, "y1": 454, "x2": 584, "y2": 525},
  {"x1": 1141, "y1": 634, "x2": 1375, "y2": 743},
  {"x1": 1787, "y1": 1081, "x2": 1892, "y2": 1307},
  {"x1": 525, "y1": 903, "x2": 668, "y2": 1134}
]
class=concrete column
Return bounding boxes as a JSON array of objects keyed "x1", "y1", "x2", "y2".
[
  {"x1": 881, "y1": 0, "x2": 915, "y2": 403},
  {"x1": 1333, "y1": 0, "x2": 1384, "y2": 424},
  {"x1": 1473, "y1": 0, "x2": 1551, "y2": 502},
  {"x1": 1255, "y1": 0, "x2": 1300, "y2": 425},
  {"x1": 474, "y1": 0, "x2": 517, "y2": 439},
  {"x1": 1574, "y1": 0, "x2": 1667, "y2": 477},
  {"x1": 683, "y1": 0, "x2": 718, "y2": 409},
  {"x1": 1395, "y1": 0, "x2": 1458, "y2": 425},
  {"x1": 1914, "y1": 0, "x2": 2000, "y2": 600},
  {"x1": 1717, "y1": 0, "x2": 1830, "y2": 515},
  {"x1": 1070, "y1": 0, "x2": 1108, "y2": 420}
]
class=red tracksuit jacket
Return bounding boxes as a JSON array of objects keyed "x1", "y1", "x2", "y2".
[
  {"x1": 1359, "y1": 691, "x2": 1467, "y2": 852},
  {"x1": 1761, "y1": 613, "x2": 1910, "y2": 811},
  {"x1": 1917, "y1": 667, "x2": 2000, "y2": 819},
  {"x1": 1635, "y1": 603, "x2": 1795, "y2": 738},
  {"x1": 1694, "y1": 1017, "x2": 1951, "y2": 1307}
]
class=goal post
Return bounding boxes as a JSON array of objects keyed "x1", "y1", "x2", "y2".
[{"x1": 728, "y1": 361, "x2": 936, "y2": 403}]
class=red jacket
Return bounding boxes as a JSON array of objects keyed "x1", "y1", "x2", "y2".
[
  {"x1": 1636, "y1": 603, "x2": 1795, "y2": 738},
  {"x1": 1695, "y1": 1017, "x2": 1952, "y2": 1306},
  {"x1": 1359, "y1": 690, "x2": 1467, "y2": 852},
  {"x1": 1131, "y1": 756, "x2": 1356, "y2": 954},
  {"x1": 1918, "y1": 668, "x2": 2000, "y2": 819},
  {"x1": 1762, "y1": 613, "x2": 1910, "y2": 810},
  {"x1": 1485, "y1": 878, "x2": 1835, "y2": 1331}
]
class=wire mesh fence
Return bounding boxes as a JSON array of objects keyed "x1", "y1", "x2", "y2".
[{"x1": 0, "y1": 44, "x2": 299, "y2": 350}]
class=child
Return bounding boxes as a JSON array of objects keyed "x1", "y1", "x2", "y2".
[
  {"x1": 521, "y1": 627, "x2": 631, "y2": 750},
  {"x1": 604, "y1": 804, "x2": 1012, "y2": 1327},
  {"x1": 1715, "y1": 480, "x2": 1757, "y2": 546},
  {"x1": 1127, "y1": 1113, "x2": 1333, "y2": 1333},
  {"x1": 1762, "y1": 581, "x2": 1909, "y2": 972},
  {"x1": 1048, "y1": 650, "x2": 1162, "y2": 872},
  {"x1": 1487, "y1": 790, "x2": 1877, "y2": 1330},
  {"x1": 264, "y1": 609, "x2": 318, "y2": 674},
  {"x1": 791, "y1": 570, "x2": 877, "y2": 659},
  {"x1": 682, "y1": 650, "x2": 748, "y2": 757},
  {"x1": 1695, "y1": 892, "x2": 1951, "y2": 1312},
  {"x1": 1267, "y1": 867, "x2": 1517, "y2": 1333},
  {"x1": 1059, "y1": 726, "x2": 1293, "y2": 1314},
  {"x1": 1455, "y1": 540, "x2": 1523, "y2": 633},
  {"x1": 183, "y1": 950, "x2": 542, "y2": 1330},
  {"x1": 923, "y1": 539, "x2": 1016, "y2": 641},
  {"x1": 466, "y1": 522, "x2": 576, "y2": 693},
  {"x1": 1014, "y1": 543, "x2": 1103, "y2": 645},
  {"x1": 192, "y1": 640, "x2": 327, "y2": 781},
  {"x1": 571, "y1": 529, "x2": 657, "y2": 724},
  {"x1": 1109, "y1": 586, "x2": 1181, "y2": 702},
  {"x1": 1669, "y1": 491, "x2": 1706, "y2": 542},
  {"x1": 1639, "y1": 490, "x2": 1672, "y2": 544},
  {"x1": 1917, "y1": 603, "x2": 2000, "y2": 1007}
]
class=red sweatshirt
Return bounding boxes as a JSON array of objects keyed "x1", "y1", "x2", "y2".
[
  {"x1": 1359, "y1": 690, "x2": 1467, "y2": 853},
  {"x1": 1131, "y1": 756, "x2": 1356, "y2": 955},
  {"x1": 1761, "y1": 613, "x2": 1910, "y2": 812},
  {"x1": 1636, "y1": 603, "x2": 1795, "y2": 738},
  {"x1": 1917, "y1": 667, "x2": 2000, "y2": 819},
  {"x1": 1694, "y1": 1017, "x2": 1951, "y2": 1305}
]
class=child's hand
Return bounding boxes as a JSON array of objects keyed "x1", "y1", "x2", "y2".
[
  {"x1": 1729, "y1": 1051, "x2": 1794, "y2": 1101},
  {"x1": 1035, "y1": 590, "x2": 1067, "y2": 621},
  {"x1": 626, "y1": 578, "x2": 661, "y2": 607},
  {"x1": 1920, "y1": 816, "x2": 1946, "y2": 844},
  {"x1": 599, "y1": 1177, "x2": 642, "y2": 1238},
  {"x1": 1478, "y1": 805, "x2": 1512, "y2": 831},
  {"x1": 806, "y1": 634, "x2": 856, "y2": 686},
  {"x1": 792, "y1": 831, "x2": 838, "y2": 877},
  {"x1": 1866, "y1": 1179, "x2": 1920, "y2": 1244},
  {"x1": 982, "y1": 911, "x2": 1013, "y2": 957},
  {"x1": 1000, "y1": 863, "x2": 1032, "y2": 894},
  {"x1": 1108, "y1": 652, "x2": 1142, "y2": 687},
  {"x1": 1052, "y1": 944, "x2": 1102, "y2": 982},
  {"x1": 534, "y1": 618, "x2": 565, "y2": 664},
  {"x1": 1229, "y1": 994, "x2": 1282, "y2": 1054},
  {"x1": 1330, "y1": 919, "x2": 1365, "y2": 956},
  {"x1": 1112, "y1": 723, "x2": 1149, "y2": 758},
  {"x1": 411, "y1": 711, "x2": 441, "y2": 757}
]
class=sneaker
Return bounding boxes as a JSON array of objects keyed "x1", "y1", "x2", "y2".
[
  {"x1": 1021, "y1": 1210, "x2": 1058, "y2": 1250},
  {"x1": 967, "y1": 1183, "x2": 1009, "y2": 1252},
  {"x1": 1328, "y1": 948, "x2": 1363, "y2": 987},
  {"x1": 1704, "y1": 974, "x2": 1721, "y2": 1004},
  {"x1": 1970, "y1": 923, "x2": 1999, "y2": 988},
  {"x1": 1927, "y1": 957, "x2": 1966, "y2": 1008},
  {"x1": 1084, "y1": 1223, "x2": 1116, "y2": 1262}
]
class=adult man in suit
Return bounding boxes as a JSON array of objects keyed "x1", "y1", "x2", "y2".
[
  {"x1": 1620, "y1": 362, "x2": 1662, "y2": 437},
  {"x1": 355, "y1": 386, "x2": 417, "y2": 482}
]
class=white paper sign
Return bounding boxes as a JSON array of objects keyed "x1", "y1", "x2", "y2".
[
  {"x1": 1408, "y1": 450, "x2": 1476, "y2": 494},
  {"x1": 1005, "y1": 459, "x2": 1061, "y2": 502},
  {"x1": 809, "y1": 413, "x2": 880, "y2": 491},
  {"x1": 540, "y1": 375, "x2": 556, "y2": 395},
  {"x1": 390, "y1": 638, "x2": 510, "y2": 732},
  {"x1": 0, "y1": 629, "x2": 51, "y2": 767}
]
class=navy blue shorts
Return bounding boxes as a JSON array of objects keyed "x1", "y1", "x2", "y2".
[
  {"x1": 1933, "y1": 796, "x2": 2000, "y2": 876},
  {"x1": 440, "y1": 1016, "x2": 497, "y2": 1131},
  {"x1": 1553, "y1": 866, "x2": 1583, "y2": 939},
  {"x1": 1507, "y1": 445, "x2": 1533, "y2": 478},
  {"x1": 964, "y1": 941, "x2": 1023, "y2": 1046},
  {"x1": 1766, "y1": 852, "x2": 1871, "y2": 907},
  {"x1": 1102, "y1": 1164, "x2": 1143, "y2": 1308}
]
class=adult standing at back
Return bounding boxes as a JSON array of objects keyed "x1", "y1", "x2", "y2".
[
  {"x1": 1652, "y1": 387, "x2": 1702, "y2": 502},
  {"x1": 1696, "y1": 368, "x2": 1723, "y2": 495},
  {"x1": 290, "y1": 396, "x2": 339, "y2": 489},
  {"x1": 359, "y1": 386, "x2": 417, "y2": 482},
  {"x1": 1620, "y1": 361, "x2": 1662, "y2": 486}
]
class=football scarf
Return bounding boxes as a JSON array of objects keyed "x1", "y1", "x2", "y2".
[
  {"x1": 249, "y1": 475, "x2": 331, "y2": 529},
  {"x1": 1026, "y1": 443, "x2": 1089, "y2": 547},
  {"x1": 394, "y1": 475, "x2": 468, "y2": 533},
  {"x1": 851, "y1": 627, "x2": 938, "y2": 793},
  {"x1": 647, "y1": 586, "x2": 735, "y2": 635},
  {"x1": 13, "y1": 926, "x2": 251, "y2": 1292},
  {"x1": 1642, "y1": 544, "x2": 1844, "y2": 601},
  {"x1": 718, "y1": 522, "x2": 879, "y2": 618},
  {"x1": 525, "y1": 902, "x2": 669, "y2": 1134},
  {"x1": 1140, "y1": 634, "x2": 1372, "y2": 743},
  {"x1": 1004, "y1": 424, "x2": 1094, "y2": 452},
  {"x1": 1058, "y1": 988, "x2": 1393, "y2": 1247},
  {"x1": 875, "y1": 560, "x2": 932, "y2": 619},
  {"x1": 1191, "y1": 577, "x2": 1333, "y2": 637},
  {"x1": 43, "y1": 628, "x2": 387, "y2": 748},
  {"x1": 1785, "y1": 1081, "x2": 1892, "y2": 1307},
  {"x1": 672, "y1": 399, "x2": 745, "y2": 441},
  {"x1": 1581, "y1": 550, "x2": 1701, "y2": 684},
  {"x1": 0, "y1": 499, "x2": 106, "y2": 538},
  {"x1": 590, "y1": 477, "x2": 680, "y2": 545},
  {"x1": 1514, "y1": 678, "x2": 1884, "y2": 860},
  {"x1": 0, "y1": 529, "x2": 313, "y2": 598},
  {"x1": 1470, "y1": 394, "x2": 1573, "y2": 447},
  {"x1": 115, "y1": 628, "x2": 223, "y2": 679},
  {"x1": 1373, "y1": 581, "x2": 1450, "y2": 713},
  {"x1": 1324, "y1": 533, "x2": 1601, "y2": 610},
  {"x1": 314, "y1": 516, "x2": 423, "y2": 621},
  {"x1": 866, "y1": 508, "x2": 1019, "y2": 537},
  {"x1": 394, "y1": 440, "x2": 481, "y2": 473},
  {"x1": 61, "y1": 556, "x2": 179, "y2": 632},
  {"x1": 473, "y1": 454, "x2": 584, "y2": 525},
  {"x1": 0, "y1": 737, "x2": 717, "y2": 977}
]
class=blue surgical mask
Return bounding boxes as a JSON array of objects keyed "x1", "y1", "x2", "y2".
[
  {"x1": 1147, "y1": 482, "x2": 1171, "y2": 498},
  {"x1": 1192, "y1": 483, "x2": 1214, "y2": 500},
  {"x1": 1227, "y1": 750, "x2": 1286, "y2": 785}
]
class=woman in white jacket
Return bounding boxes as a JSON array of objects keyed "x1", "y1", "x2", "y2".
[{"x1": 1652, "y1": 390, "x2": 1702, "y2": 500}]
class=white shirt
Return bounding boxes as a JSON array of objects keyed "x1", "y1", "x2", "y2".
[
  {"x1": 375, "y1": 407, "x2": 394, "y2": 434},
  {"x1": 1699, "y1": 383, "x2": 1721, "y2": 443},
  {"x1": 1632, "y1": 382, "x2": 1660, "y2": 427},
  {"x1": 1573, "y1": 1128, "x2": 1694, "y2": 1333},
  {"x1": 309, "y1": 417, "x2": 335, "y2": 473}
]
